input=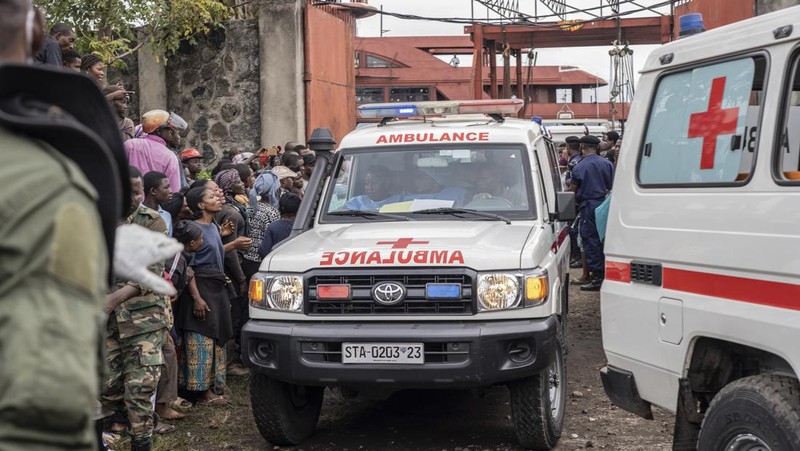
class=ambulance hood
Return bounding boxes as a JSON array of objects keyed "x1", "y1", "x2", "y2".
[{"x1": 264, "y1": 221, "x2": 539, "y2": 273}]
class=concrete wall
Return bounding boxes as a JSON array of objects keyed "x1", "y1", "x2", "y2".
[
  {"x1": 259, "y1": 0, "x2": 306, "y2": 147},
  {"x1": 756, "y1": 0, "x2": 800, "y2": 14},
  {"x1": 106, "y1": 53, "x2": 140, "y2": 123},
  {"x1": 111, "y1": 1, "x2": 356, "y2": 162}
]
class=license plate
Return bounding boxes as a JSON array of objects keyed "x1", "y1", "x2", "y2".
[{"x1": 342, "y1": 343, "x2": 424, "y2": 364}]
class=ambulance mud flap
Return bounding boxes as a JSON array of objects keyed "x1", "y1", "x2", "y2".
[{"x1": 600, "y1": 366, "x2": 653, "y2": 419}]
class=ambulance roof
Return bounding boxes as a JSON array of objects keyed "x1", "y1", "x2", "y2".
[
  {"x1": 643, "y1": 6, "x2": 800, "y2": 74},
  {"x1": 339, "y1": 116, "x2": 545, "y2": 150}
]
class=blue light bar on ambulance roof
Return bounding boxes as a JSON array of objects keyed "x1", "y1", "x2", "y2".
[{"x1": 357, "y1": 99, "x2": 523, "y2": 119}]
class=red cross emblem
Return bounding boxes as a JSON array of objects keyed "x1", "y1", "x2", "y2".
[
  {"x1": 376, "y1": 238, "x2": 430, "y2": 249},
  {"x1": 688, "y1": 76, "x2": 739, "y2": 170}
]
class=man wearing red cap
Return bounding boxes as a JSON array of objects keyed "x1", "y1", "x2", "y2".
[
  {"x1": 125, "y1": 110, "x2": 189, "y2": 192},
  {"x1": 179, "y1": 148, "x2": 203, "y2": 185}
]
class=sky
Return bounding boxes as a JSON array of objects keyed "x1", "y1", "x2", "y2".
[{"x1": 354, "y1": 0, "x2": 672, "y2": 102}]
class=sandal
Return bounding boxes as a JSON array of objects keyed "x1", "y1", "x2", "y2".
[
  {"x1": 197, "y1": 395, "x2": 228, "y2": 405},
  {"x1": 156, "y1": 407, "x2": 186, "y2": 420},
  {"x1": 169, "y1": 398, "x2": 193, "y2": 413},
  {"x1": 154, "y1": 422, "x2": 176, "y2": 434}
]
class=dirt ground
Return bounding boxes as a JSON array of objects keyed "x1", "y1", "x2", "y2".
[{"x1": 115, "y1": 268, "x2": 674, "y2": 450}]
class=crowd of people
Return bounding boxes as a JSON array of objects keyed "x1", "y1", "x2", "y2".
[
  {"x1": 559, "y1": 132, "x2": 618, "y2": 292},
  {"x1": 29, "y1": 18, "x2": 319, "y2": 451},
  {"x1": 104, "y1": 116, "x2": 314, "y2": 449}
]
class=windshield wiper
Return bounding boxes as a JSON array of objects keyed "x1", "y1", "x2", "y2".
[
  {"x1": 412, "y1": 207, "x2": 511, "y2": 225},
  {"x1": 329, "y1": 209, "x2": 410, "y2": 221}
]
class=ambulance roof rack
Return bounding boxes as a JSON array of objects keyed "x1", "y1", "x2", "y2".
[{"x1": 358, "y1": 99, "x2": 524, "y2": 126}]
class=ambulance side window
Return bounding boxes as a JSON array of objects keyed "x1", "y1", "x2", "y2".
[
  {"x1": 637, "y1": 55, "x2": 766, "y2": 186},
  {"x1": 775, "y1": 53, "x2": 800, "y2": 182},
  {"x1": 544, "y1": 141, "x2": 564, "y2": 191}
]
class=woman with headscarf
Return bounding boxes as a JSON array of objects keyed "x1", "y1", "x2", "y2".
[
  {"x1": 175, "y1": 188, "x2": 249, "y2": 403},
  {"x1": 212, "y1": 169, "x2": 252, "y2": 376},
  {"x1": 242, "y1": 174, "x2": 281, "y2": 279}
]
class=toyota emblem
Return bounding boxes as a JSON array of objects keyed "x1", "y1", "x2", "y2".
[{"x1": 372, "y1": 282, "x2": 407, "y2": 306}]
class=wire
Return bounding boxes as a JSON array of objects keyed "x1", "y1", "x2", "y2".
[
  {"x1": 474, "y1": 0, "x2": 669, "y2": 22},
  {"x1": 312, "y1": 0, "x2": 674, "y2": 29}
]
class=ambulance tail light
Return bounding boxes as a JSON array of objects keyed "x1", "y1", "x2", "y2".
[{"x1": 357, "y1": 99, "x2": 523, "y2": 119}]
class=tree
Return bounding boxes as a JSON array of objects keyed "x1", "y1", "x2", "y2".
[{"x1": 37, "y1": 0, "x2": 231, "y2": 64}]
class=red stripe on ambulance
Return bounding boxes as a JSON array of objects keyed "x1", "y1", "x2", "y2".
[{"x1": 604, "y1": 260, "x2": 800, "y2": 310}]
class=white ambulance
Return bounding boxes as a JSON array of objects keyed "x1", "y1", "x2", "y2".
[
  {"x1": 601, "y1": 7, "x2": 800, "y2": 450},
  {"x1": 243, "y1": 99, "x2": 576, "y2": 449}
]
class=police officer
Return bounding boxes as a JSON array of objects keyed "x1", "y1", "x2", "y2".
[
  {"x1": 569, "y1": 135, "x2": 614, "y2": 291},
  {"x1": 0, "y1": 2, "x2": 180, "y2": 449},
  {"x1": 564, "y1": 136, "x2": 584, "y2": 268}
]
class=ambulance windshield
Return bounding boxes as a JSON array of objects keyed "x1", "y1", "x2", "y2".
[{"x1": 322, "y1": 146, "x2": 535, "y2": 221}]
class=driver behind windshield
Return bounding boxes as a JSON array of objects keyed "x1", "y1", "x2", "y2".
[
  {"x1": 344, "y1": 165, "x2": 403, "y2": 210},
  {"x1": 404, "y1": 169, "x2": 466, "y2": 207},
  {"x1": 472, "y1": 165, "x2": 525, "y2": 206}
]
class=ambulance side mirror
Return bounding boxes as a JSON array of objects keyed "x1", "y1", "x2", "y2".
[{"x1": 554, "y1": 192, "x2": 577, "y2": 222}]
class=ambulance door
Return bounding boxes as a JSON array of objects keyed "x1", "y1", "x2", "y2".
[{"x1": 534, "y1": 138, "x2": 570, "y2": 262}]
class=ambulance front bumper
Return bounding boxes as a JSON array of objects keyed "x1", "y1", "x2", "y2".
[{"x1": 241, "y1": 317, "x2": 558, "y2": 388}]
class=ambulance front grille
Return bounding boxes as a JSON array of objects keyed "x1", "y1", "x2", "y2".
[{"x1": 306, "y1": 272, "x2": 474, "y2": 315}]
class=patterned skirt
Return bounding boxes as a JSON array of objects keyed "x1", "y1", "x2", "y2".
[{"x1": 179, "y1": 331, "x2": 226, "y2": 393}]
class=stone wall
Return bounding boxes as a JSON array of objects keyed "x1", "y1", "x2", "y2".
[
  {"x1": 165, "y1": 19, "x2": 261, "y2": 162},
  {"x1": 106, "y1": 53, "x2": 140, "y2": 125}
]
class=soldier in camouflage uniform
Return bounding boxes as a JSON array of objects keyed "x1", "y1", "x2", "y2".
[{"x1": 101, "y1": 168, "x2": 170, "y2": 451}]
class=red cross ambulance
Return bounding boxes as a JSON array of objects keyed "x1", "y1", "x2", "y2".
[
  {"x1": 243, "y1": 99, "x2": 576, "y2": 449},
  {"x1": 601, "y1": 8, "x2": 800, "y2": 450}
]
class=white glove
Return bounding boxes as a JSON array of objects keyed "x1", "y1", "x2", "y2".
[{"x1": 113, "y1": 224, "x2": 184, "y2": 296}]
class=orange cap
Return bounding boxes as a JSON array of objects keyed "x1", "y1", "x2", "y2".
[{"x1": 179, "y1": 148, "x2": 202, "y2": 161}]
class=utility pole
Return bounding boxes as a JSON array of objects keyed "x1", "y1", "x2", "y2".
[{"x1": 380, "y1": 5, "x2": 389, "y2": 37}]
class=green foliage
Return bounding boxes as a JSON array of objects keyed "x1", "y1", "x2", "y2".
[
  {"x1": 37, "y1": 0, "x2": 231, "y2": 65},
  {"x1": 196, "y1": 169, "x2": 212, "y2": 181}
]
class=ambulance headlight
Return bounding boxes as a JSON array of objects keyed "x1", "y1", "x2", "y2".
[
  {"x1": 477, "y1": 273, "x2": 520, "y2": 311},
  {"x1": 250, "y1": 274, "x2": 304, "y2": 312}
]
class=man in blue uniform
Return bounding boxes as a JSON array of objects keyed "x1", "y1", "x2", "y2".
[
  {"x1": 564, "y1": 136, "x2": 584, "y2": 269},
  {"x1": 569, "y1": 135, "x2": 614, "y2": 291}
]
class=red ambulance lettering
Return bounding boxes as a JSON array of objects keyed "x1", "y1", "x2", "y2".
[
  {"x1": 320, "y1": 252, "x2": 334, "y2": 266},
  {"x1": 430, "y1": 250, "x2": 448, "y2": 264},
  {"x1": 334, "y1": 253, "x2": 349, "y2": 265},
  {"x1": 413, "y1": 251, "x2": 427, "y2": 264},
  {"x1": 366, "y1": 251, "x2": 382, "y2": 264},
  {"x1": 375, "y1": 132, "x2": 489, "y2": 144},
  {"x1": 449, "y1": 250, "x2": 465, "y2": 264},
  {"x1": 397, "y1": 251, "x2": 413, "y2": 264},
  {"x1": 351, "y1": 251, "x2": 367, "y2": 265}
]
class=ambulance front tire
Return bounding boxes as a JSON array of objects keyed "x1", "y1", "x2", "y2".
[
  {"x1": 250, "y1": 373, "x2": 324, "y2": 446},
  {"x1": 697, "y1": 374, "x2": 800, "y2": 450},
  {"x1": 509, "y1": 319, "x2": 566, "y2": 450}
]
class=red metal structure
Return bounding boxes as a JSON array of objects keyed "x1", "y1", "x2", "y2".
[{"x1": 355, "y1": 36, "x2": 620, "y2": 121}]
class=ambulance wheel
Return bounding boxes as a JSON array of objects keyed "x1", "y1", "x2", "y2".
[
  {"x1": 698, "y1": 374, "x2": 800, "y2": 450},
  {"x1": 250, "y1": 373, "x2": 324, "y2": 446},
  {"x1": 509, "y1": 320, "x2": 566, "y2": 450}
]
